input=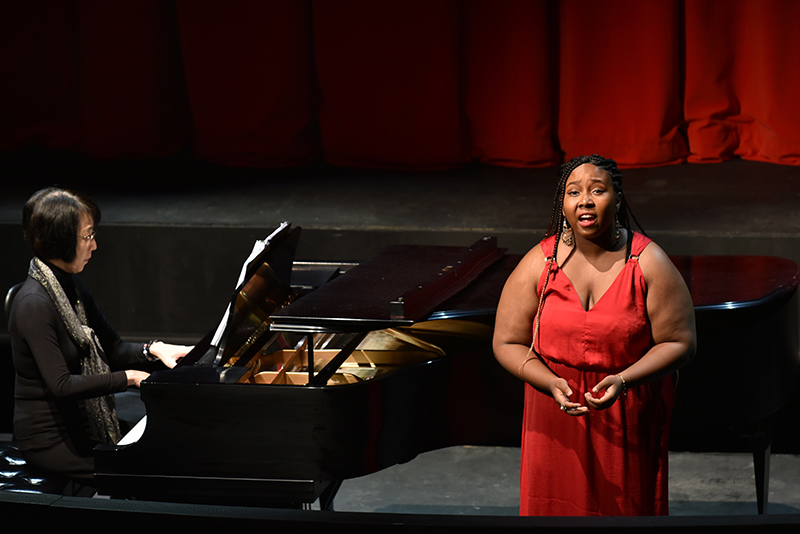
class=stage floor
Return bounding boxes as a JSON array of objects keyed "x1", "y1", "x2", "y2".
[
  {"x1": 1, "y1": 429, "x2": 797, "y2": 517},
  {"x1": 2, "y1": 152, "x2": 800, "y2": 263},
  {"x1": 332, "y1": 445, "x2": 800, "y2": 517}
]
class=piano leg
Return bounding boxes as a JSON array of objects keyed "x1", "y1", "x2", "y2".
[
  {"x1": 319, "y1": 479, "x2": 343, "y2": 511},
  {"x1": 751, "y1": 415, "x2": 775, "y2": 515},
  {"x1": 754, "y1": 441, "x2": 771, "y2": 515}
]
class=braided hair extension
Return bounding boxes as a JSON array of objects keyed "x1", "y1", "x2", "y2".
[{"x1": 529, "y1": 155, "x2": 646, "y2": 358}]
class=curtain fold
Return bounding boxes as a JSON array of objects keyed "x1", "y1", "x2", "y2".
[
  {"x1": 1, "y1": 1, "x2": 798, "y2": 169},
  {"x1": 176, "y1": 0, "x2": 317, "y2": 167},
  {"x1": 76, "y1": 0, "x2": 188, "y2": 157},
  {"x1": 556, "y1": 0, "x2": 686, "y2": 167},
  {"x1": 463, "y1": 0, "x2": 558, "y2": 167},
  {"x1": 313, "y1": 0, "x2": 468, "y2": 170},
  {"x1": 0, "y1": 2, "x2": 80, "y2": 149},
  {"x1": 684, "y1": 0, "x2": 800, "y2": 165}
]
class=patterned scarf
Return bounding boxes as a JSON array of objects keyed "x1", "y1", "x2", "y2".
[{"x1": 29, "y1": 257, "x2": 122, "y2": 445}]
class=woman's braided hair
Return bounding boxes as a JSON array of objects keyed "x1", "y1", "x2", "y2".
[{"x1": 529, "y1": 154, "x2": 646, "y2": 356}]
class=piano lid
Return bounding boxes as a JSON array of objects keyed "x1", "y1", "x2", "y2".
[
  {"x1": 411, "y1": 253, "x2": 800, "y2": 318},
  {"x1": 270, "y1": 236, "x2": 505, "y2": 333},
  {"x1": 670, "y1": 255, "x2": 800, "y2": 310}
]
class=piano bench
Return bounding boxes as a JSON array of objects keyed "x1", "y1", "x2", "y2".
[{"x1": 0, "y1": 441, "x2": 70, "y2": 495}]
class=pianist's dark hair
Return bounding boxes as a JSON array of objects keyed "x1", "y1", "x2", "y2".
[
  {"x1": 23, "y1": 187, "x2": 101, "y2": 263},
  {"x1": 531, "y1": 154, "x2": 645, "y2": 351}
]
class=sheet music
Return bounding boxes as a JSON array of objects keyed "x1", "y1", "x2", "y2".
[
  {"x1": 118, "y1": 416, "x2": 147, "y2": 446},
  {"x1": 210, "y1": 221, "x2": 291, "y2": 347}
]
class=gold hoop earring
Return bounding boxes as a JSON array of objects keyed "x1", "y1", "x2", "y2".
[{"x1": 561, "y1": 219, "x2": 574, "y2": 246}]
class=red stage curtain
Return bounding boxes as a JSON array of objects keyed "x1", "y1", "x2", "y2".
[
  {"x1": 0, "y1": 2, "x2": 81, "y2": 150},
  {"x1": 75, "y1": 1, "x2": 187, "y2": 157},
  {"x1": 176, "y1": 0, "x2": 317, "y2": 167},
  {"x1": 684, "y1": 0, "x2": 800, "y2": 165},
  {"x1": 463, "y1": 0, "x2": 558, "y2": 168},
  {"x1": 313, "y1": 0, "x2": 468, "y2": 170},
  {"x1": 556, "y1": 1, "x2": 687, "y2": 168},
  {"x1": 0, "y1": 1, "x2": 186, "y2": 156},
  {"x1": 1, "y1": 1, "x2": 799, "y2": 169}
]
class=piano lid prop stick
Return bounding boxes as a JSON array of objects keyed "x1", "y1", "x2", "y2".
[
  {"x1": 309, "y1": 331, "x2": 369, "y2": 387},
  {"x1": 307, "y1": 334, "x2": 314, "y2": 384},
  {"x1": 384, "y1": 328, "x2": 446, "y2": 358},
  {"x1": 272, "y1": 337, "x2": 307, "y2": 385}
]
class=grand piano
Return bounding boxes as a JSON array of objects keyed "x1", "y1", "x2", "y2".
[{"x1": 94, "y1": 224, "x2": 800, "y2": 514}]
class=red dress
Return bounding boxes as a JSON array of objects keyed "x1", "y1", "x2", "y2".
[{"x1": 519, "y1": 232, "x2": 674, "y2": 516}]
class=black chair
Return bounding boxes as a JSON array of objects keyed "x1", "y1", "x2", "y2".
[
  {"x1": 2, "y1": 281, "x2": 87, "y2": 496},
  {"x1": 0, "y1": 442, "x2": 71, "y2": 494},
  {"x1": 4, "y1": 282, "x2": 22, "y2": 323}
]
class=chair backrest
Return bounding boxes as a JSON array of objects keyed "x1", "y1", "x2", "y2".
[{"x1": 5, "y1": 283, "x2": 23, "y2": 324}]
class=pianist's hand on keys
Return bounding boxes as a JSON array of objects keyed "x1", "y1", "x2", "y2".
[{"x1": 148, "y1": 341, "x2": 194, "y2": 369}]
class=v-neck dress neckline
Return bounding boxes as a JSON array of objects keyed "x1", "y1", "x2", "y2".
[{"x1": 555, "y1": 230, "x2": 636, "y2": 313}]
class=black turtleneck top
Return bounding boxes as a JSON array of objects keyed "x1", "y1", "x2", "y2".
[{"x1": 9, "y1": 261, "x2": 151, "y2": 453}]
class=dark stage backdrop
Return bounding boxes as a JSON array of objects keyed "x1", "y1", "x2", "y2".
[{"x1": 1, "y1": 0, "x2": 799, "y2": 170}]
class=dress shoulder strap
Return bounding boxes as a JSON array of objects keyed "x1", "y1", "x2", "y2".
[
  {"x1": 628, "y1": 231, "x2": 653, "y2": 260},
  {"x1": 539, "y1": 234, "x2": 557, "y2": 259},
  {"x1": 540, "y1": 232, "x2": 650, "y2": 261}
]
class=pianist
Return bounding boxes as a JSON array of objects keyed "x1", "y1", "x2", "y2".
[
  {"x1": 493, "y1": 155, "x2": 696, "y2": 516},
  {"x1": 8, "y1": 187, "x2": 192, "y2": 487}
]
